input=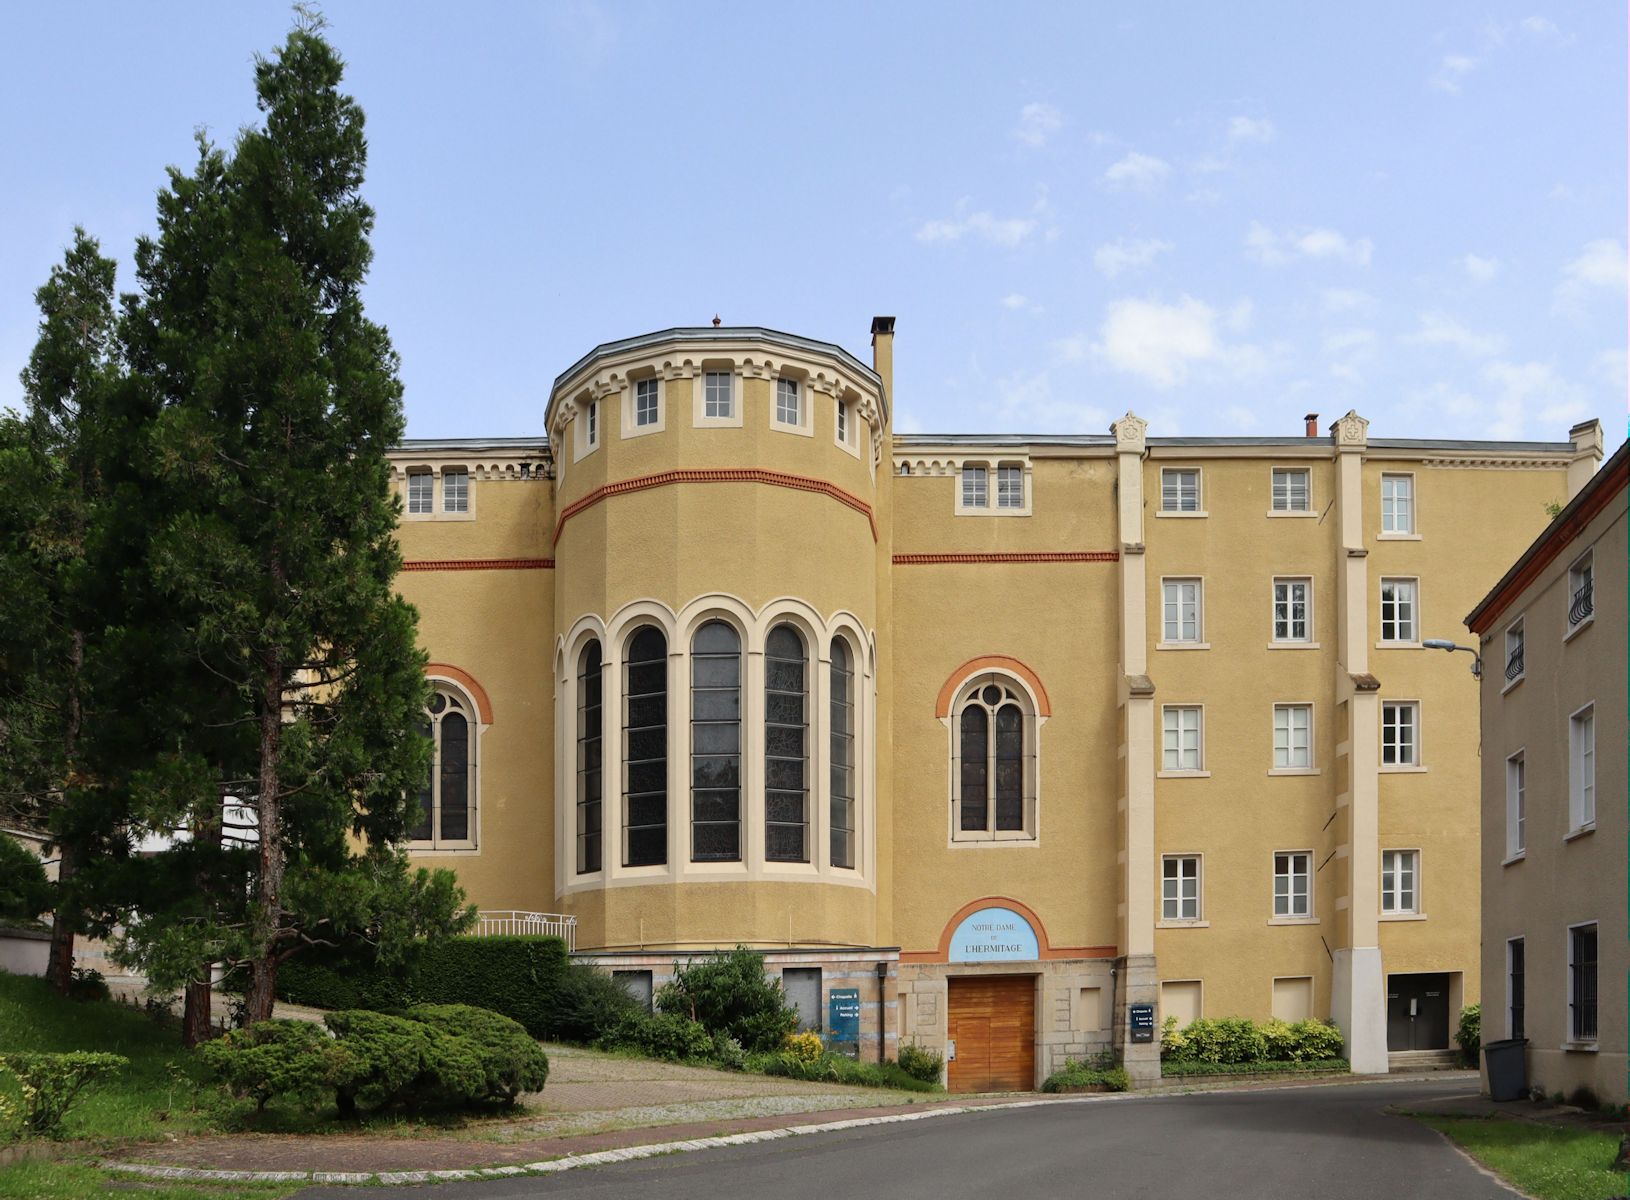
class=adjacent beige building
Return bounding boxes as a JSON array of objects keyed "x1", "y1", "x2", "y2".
[
  {"x1": 391, "y1": 319, "x2": 1602, "y2": 1089},
  {"x1": 1467, "y1": 433, "x2": 1625, "y2": 1107}
]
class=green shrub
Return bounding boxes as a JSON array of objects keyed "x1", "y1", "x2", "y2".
[
  {"x1": 66, "y1": 969, "x2": 110, "y2": 1003},
  {"x1": 323, "y1": 1010, "x2": 484, "y2": 1116},
  {"x1": 709, "y1": 1032, "x2": 747, "y2": 1071},
  {"x1": 0, "y1": 837, "x2": 51, "y2": 925},
  {"x1": 896, "y1": 1043, "x2": 943, "y2": 1084},
  {"x1": 1161, "y1": 1058, "x2": 1348, "y2": 1078},
  {"x1": 783, "y1": 1031, "x2": 824, "y2": 1063},
  {"x1": 1041, "y1": 1058, "x2": 1131, "y2": 1093},
  {"x1": 0, "y1": 1052, "x2": 129, "y2": 1137},
  {"x1": 595, "y1": 1011, "x2": 714, "y2": 1062},
  {"x1": 1159, "y1": 1015, "x2": 1343, "y2": 1065},
  {"x1": 655, "y1": 947, "x2": 798, "y2": 1053},
  {"x1": 275, "y1": 936, "x2": 570, "y2": 1038},
  {"x1": 548, "y1": 961, "x2": 643, "y2": 1043},
  {"x1": 759, "y1": 1051, "x2": 939, "y2": 1092},
  {"x1": 198, "y1": 1020, "x2": 353, "y2": 1111},
  {"x1": 403, "y1": 1005, "x2": 549, "y2": 1104},
  {"x1": 1455, "y1": 1004, "x2": 1481, "y2": 1068}
]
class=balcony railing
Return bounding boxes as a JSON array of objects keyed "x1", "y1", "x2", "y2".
[
  {"x1": 1569, "y1": 578, "x2": 1593, "y2": 628},
  {"x1": 1504, "y1": 645, "x2": 1524, "y2": 682},
  {"x1": 476, "y1": 910, "x2": 577, "y2": 951}
]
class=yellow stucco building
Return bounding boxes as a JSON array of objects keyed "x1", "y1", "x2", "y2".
[{"x1": 392, "y1": 320, "x2": 1602, "y2": 1090}]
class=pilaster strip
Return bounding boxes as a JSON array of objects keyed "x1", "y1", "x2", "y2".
[{"x1": 552, "y1": 469, "x2": 877, "y2": 545}]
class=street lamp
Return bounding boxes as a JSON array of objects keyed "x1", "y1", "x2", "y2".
[{"x1": 1422, "y1": 638, "x2": 1482, "y2": 680}]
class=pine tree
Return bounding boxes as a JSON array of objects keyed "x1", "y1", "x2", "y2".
[
  {"x1": 0, "y1": 230, "x2": 125, "y2": 994},
  {"x1": 117, "y1": 14, "x2": 471, "y2": 1024}
]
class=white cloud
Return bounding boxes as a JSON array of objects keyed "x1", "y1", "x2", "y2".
[
  {"x1": 1103, "y1": 152, "x2": 1172, "y2": 192},
  {"x1": 1430, "y1": 53, "x2": 1478, "y2": 94},
  {"x1": 1482, "y1": 360, "x2": 1587, "y2": 437},
  {"x1": 1227, "y1": 116, "x2": 1276, "y2": 144},
  {"x1": 1223, "y1": 405, "x2": 1259, "y2": 430},
  {"x1": 1090, "y1": 295, "x2": 1267, "y2": 389},
  {"x1": 1323, "y1": 328, "x2": 1377, "y2": 355},
  {"x1": 1321, "y1": 287, "x2": 1377, "y2": 315},
  {"x1": 1014, "y1": 102, "x2": 1063, "y2": 149},
  {"x1": 999, "y1": 293, "x2": 1043, "y2": 313},
  {"x1": 1555, "y1": 238, "x2": 1628, "y2": 313},
  {"x1": 1093, "y1": 237, "x2": 1174, "y2": 278},
  {"x1": 916, "y1": 203, "x2": 1037, "y2": 248},
  {"x1": 1462, "y1": 253, "x2": 1500, "y2": 282},
  {"x1": 1403, "y1": 312, "x2": 1505, "y2": 358},
  {"x1": 1519, "y1": 16, "x2": 1567, "y2": 42},
  {"x1": 1593, "y1": 348, "x2": 1628, "y2": 390},
  {"x1": 981, "y1": 368, "x2": 1108, "y2": 433},
  {"x1": 1246, "y1": 222, "x2": 1373, "y2": 267}
]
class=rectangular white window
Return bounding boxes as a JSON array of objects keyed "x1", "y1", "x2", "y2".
[
  {"x1": 1569, "y1": 706, "x2": 1595, "y2": 830},
  {"x1": 406, "y1": 471, "x2": 433, "y2": 515},
  {"x1": 1506, "y1": 752, "x2": 1525, "y2": 857},
  {"x1": 1381, "y1": 473, "x2": 1414, "y2": 534},
  {"x1": 1162, "y1": 855, "x2": 1200, "y2": 920},
  {"x1": 1162, "y1": 579, "x2": 1202, "y2": 643},
  {"x1": 1569, "y1": 923, "x2": 1598, "y2": 1041},
  {"x1": 442, "y1": 467, "x2": 468, "y2": 513},
  {"x1": 996, "y1": 464, "x2": 1025, "y2": 509},
  {"x1": 1381, "y1": 849, "x2": 1418, "y2": 914},
  {"x1": 1567, "y1": 553, "x2": 1594, "y2": 631},
  {"x1": 1273, "y1": 704, "x2": 1312, "y2": 769},
  {"x1": 1161, "y1": 468, "x2": 1201, "y2": 512},
  {"x1": 1382, "y1": 701, "x2": 1419, "y2": 766},
  {"x1": 961, "y1": 465, "x2": 988, "y2": 508},
  {"x1": 587, "y1": 399, "x2": 599, "y2": 446},
  {"x1": 704, "y1": 371, "x2": 733, "y2": 418},
  {"x1": 776, "y1": 378, "x2": 801, "y2": 425},
  {"x1": 1504, "y1": 621, "x2": 1524, "y2": 684},
  {"x1": 1272, "y1": 578, "x2": 1311, "y2": 642},
  {"x1": 1162, "y1": 706, "x2": 1203, "y2": 772},
  {"x1": 836, "y1": 400, "x2": 849, "y2": 444},
  {"x1": 1380, "y1": 579, "x2": 1417, "y2": 643},
  {"x1": 1273, "y1": 851, "x2": 1311, "y2": 918},
  {"x1": 634, "y1": 378, "x2": 660, "y2": 426},
  {"x1": 1271, "y1": 468, "x2": 1311, "y2": 512}
]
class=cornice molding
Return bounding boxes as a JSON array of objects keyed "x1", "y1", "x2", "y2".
[
  {"x1": 893, "y1": 551, "x2": 1117, "y2": 565},
  {"x1": 402, "y1": 558, "x2": 554, "y2": 572}
]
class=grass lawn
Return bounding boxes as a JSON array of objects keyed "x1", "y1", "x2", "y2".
[
  {"x1": 1416, "y1": 1115, "x2": 1626, "y2": 1200},
  {"x1": 0, "y1": 1161, "x2": 298, "y2": 1200}
]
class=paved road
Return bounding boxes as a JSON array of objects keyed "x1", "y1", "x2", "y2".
[{"x1": 296, "y1": 1078, "x2": 1509, "y2": 1199}]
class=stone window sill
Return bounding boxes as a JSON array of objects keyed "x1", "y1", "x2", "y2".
[
  {"x1": 1561, "y1": 1041, "x2": 1599, "y2": 1053},
  {"x1": 1156, "y1": 642, "x2": 1211, "y2": 651},
  {"x1": 1267, "y1": 767, "x2": 1321, "y2": 777},
  {"x1": 1157, "y1": 919, "x2": 1210, "y2": 929},
  {"x1": 1501, "y1": 851, "x2": 1526, "y2": 867},
  {"x1": 1156, "y1": 510, "x2": 1209, "y2": 519},
  {"x1": 1378, "y1": 533, "x2": 1422, "y2": 541},
  {"x1": 1380, "y1": 765, "x2": 1428, "y2": 774},
  {"x1": 1564, "y1": 824, "x2": 1595, "y2": 843},
  {"x1": 1501, "y1": 674, "x2": 1524, "y2": 696},
  {"x1": 1375, "y1": 641, "x2": 1420, "y2": 650},
  {"x1": 1380, "y1": 912, "x2": 1427, "y2": 922},
  {"x1": 1268, "y1": 642, "x2": 1321, "y2": 651},
  {"x1": 1266, "y1": 916, "x2": 1320, "y2": 926},
  {"x1": 1564, "y1": 615, "x2": 1593, "y2": 643},
  {"x1": 1266, "y1": 510, "x2": 1316, "y2": 518},
  {"x1": 1158, "y1": 770, "x2": 1211, "y2": 779}
]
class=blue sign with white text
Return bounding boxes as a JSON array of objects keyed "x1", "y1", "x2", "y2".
[
  {"x1": 948, "y1": 906, "x2": 1041, "y2": 963},
  {"x1": 827, "y1": 988, "x2": 861, "y2": 1051}
]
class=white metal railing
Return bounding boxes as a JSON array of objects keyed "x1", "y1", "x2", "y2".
[{"x1": 476, "y1": 910, "x2": 577, "y2": 950}]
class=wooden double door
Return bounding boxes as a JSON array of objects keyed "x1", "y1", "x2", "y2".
[{"x1": 947, "y1": 974, "x2": 1036, "y2": 1093}]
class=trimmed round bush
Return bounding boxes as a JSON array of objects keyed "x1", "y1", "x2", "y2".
[
  {"x1": 199, "y1": 1019, "x2": 353, "y2": 1111},
  {"x1": 404, "y1": 1004, "x2": 549, "y2": 1103},
  {"x1": 896, "y1": 1043, "x2": 944, "y2": 1084},
  {"x1": 323, "y1": 1009, "x2": 484, "y2": 1116}
]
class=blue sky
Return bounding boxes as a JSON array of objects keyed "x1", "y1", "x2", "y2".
[{"x1": 3, "y1": 2, "x2": 1624, "y2": 442}]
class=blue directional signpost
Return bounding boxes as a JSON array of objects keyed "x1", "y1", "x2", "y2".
[
  {"x1": 827, "y1": 987, "x2": 861, "y2": 1059},
  {"x1": 1129, "y1": 1002, "x2": 1156, "y2": 1043}
]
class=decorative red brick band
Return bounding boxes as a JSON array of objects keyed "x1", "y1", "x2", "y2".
[
  {"x1": 402, "y1": 558, "x2": 554, "y2": 571},
  {"x1": 554, "y1": 469, "x2": 877, "y2": 545},
  {"x1": 893, "y1": 551, "x2": 1119, "y2": 565}
]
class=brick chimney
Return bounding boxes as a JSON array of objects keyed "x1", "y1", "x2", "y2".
[{"x1": 1304, "y1": 413, "x2": 1319, "y2": 438}]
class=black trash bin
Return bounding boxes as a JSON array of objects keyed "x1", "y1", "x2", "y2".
[{"x1": 1483, "y1": 1037, "x2": 1528, "y2": 1101}]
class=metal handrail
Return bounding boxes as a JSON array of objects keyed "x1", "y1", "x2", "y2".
[{"x1": 1504, "y1": 645, "x2": 1524, "y2": 682}]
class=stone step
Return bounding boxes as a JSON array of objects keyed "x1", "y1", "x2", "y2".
[{"x1": 1388, "y1": 1049, "x2": 1466, "y2": 1072}]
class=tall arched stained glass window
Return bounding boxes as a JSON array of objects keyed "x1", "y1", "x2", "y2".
[
  {"x1": 954, "y1": 676, "x2": 1036, "y2": 841},
  {"x1": 577, "y1": 641, "x2": 603, "y2": 873},
  {"x1": 691, "y1": 621, "x2": 742, "y2": 862},
  {"x1": 764, "y1": 624, "x2": 808, "y2": 863},
  {"x1": 410, "y1": 686, "x2": 476, "y2": 849},
  {"x1": 623, "y1": 627, "x2": 668, "y2": 867},
  {"x1": 958, "y1": 706, "x2": 989, "y2": 832},
  {"x1": 830, "y1": 638, "x2": 855, "y2": 869},
  {"x1": 994, "y1": 703, "x2": 1024, "y2": 831}
]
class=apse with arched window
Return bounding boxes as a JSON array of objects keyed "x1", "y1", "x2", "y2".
[
  {"x1": 624, "y1": 627, "x2": 668, "y2": 867},
  {"x1": 954, "y1": 678, "x2": 1033, "y2": 839},
  {"x1": 691, "y1": 621, "x2": 742, "y2": 862},
  {"x1": 412, "y1": 686, "x2": 474, "y2": 848},
  {"x1": 764, "y1": 624, "x2": 809, "y2": 862},
  {"x1": 576, "y1": 641, "x2": 603, "y2": 873},
  {"x1": 829, "y1": 637, "x2": 856, "y2": 869}
]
